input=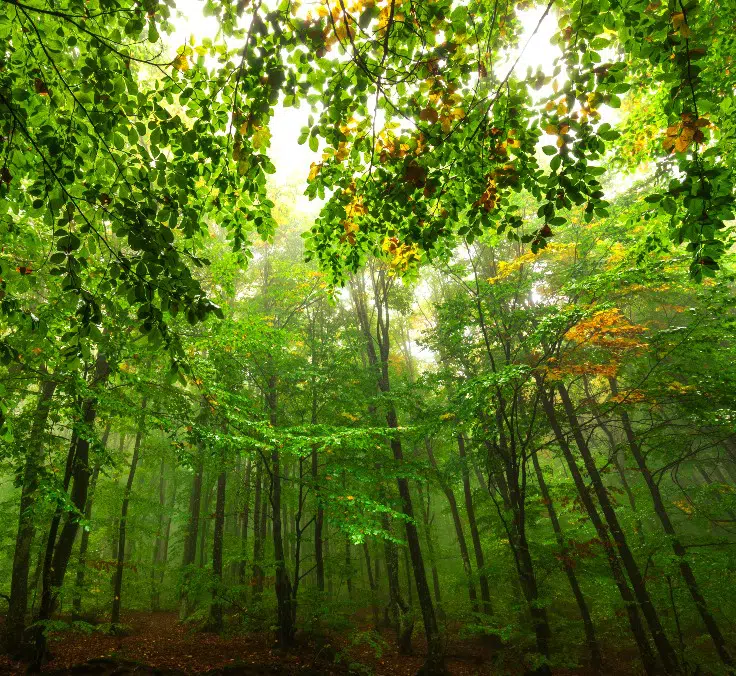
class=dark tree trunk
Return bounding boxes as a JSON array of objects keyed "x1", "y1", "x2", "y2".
[
  {"x1": 535, "y1": 377, "x2": 658, "y2": 675},
  {"x1": 457, "y1": 434, "x2": 492, "y2": 614},
  {"x1": 199, "y1": 477, "x2": 214, "y2": 568},
  {"x1": 180, "y1": 452, "x2": 204, "y2": 620},
  {"x1": 345, "y1": 537, "x2": 353, "y2": 599},
  {"x1": 381, "y1": 514, "x2": 413, "y2": 654},
  {"x1": 208, "y1": 469, "x2": 227, "y2": 631},
  {"x1": 313, "y1": 447, "x2": 325, "y2": 593},
  {"x1": 251, "y1": 458, "x2": 265, "y2": 599},
  {"x1": 557, "y1": 383, "x2": 680, "y2": 674},
  {"x1": 111, "y1": 398, "x2": 147, "y2": 626},
  {"x1": 417, "y1": 483, "x2": 442, "y2": 610},
  {"x1": 363, "y1": 541, "x2": 380, "y2": 627},
  {"x1": 72, "y1": 422, "x2": 112, "y2": 619},
  {"x1": 352, "y1": 269, "x2": 447, "y2": 673},
  {"x1": 425, "y1": 440, "x2": 479, "y2": 612},
  {"x1": 532, "y1": 449, "x2": 601, "y2": 669},
  {"x1": 609, "y1": 376, "x2": 733, "y2": 669},
  {"x1": 238, "y1": 458, "x2": 252, "y2": 586},
  {"x1": 272, "y1": 443, "x2": 295, "y2": 648},
  {"x1": 151, "y1": 457, "x2": 166, "y2": 612},
  {"x1": 6, "y1": 377, "x2": 57, "y2": 653},
  {"x1": 34, "y1": 353, "x2": 109, "y2": 667}
]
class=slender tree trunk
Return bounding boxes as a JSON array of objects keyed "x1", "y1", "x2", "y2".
[
  {"x1": 535, "y1": 377, "x2": 657, "y2": 675},
  {"x1": 352, "y1": 269, "x2": 446, "y2": 674},
  {"x1": 532, "y1": 449, "x2": 601, "y2": 668},
  {"x1": 403, "y1": 546, "x2": 413, "y2": 605},
  {"x1": 363, "y1": 541, "x2": 380, "y2": 627},
  {"x1": 425, "y1": 440, "x2": 479, "y2": 612},
  {"x1": 457, "y1": 434, "x2": 492, "y2": 614},
  {"x1": 313, "y1": 447, "x2": 325, "y2": 593},
  {"x1": 157, "y1": 472, "x2": 177, "y2": 605},
  {"x1": 111, "y1": 398, "x2": 147, "y2": 626},
  {"x1": 345, "y1": 537, "x2": 353, "y2": 599},
  {"x1": 6, "y1": 378, "x2": 57, "y2": 653},
  {"x1": 34, "y1": 353, "x2": 109, "y2": 666},
  {"x1": 557, "y1": 383, "x2": 680, "y2": 674},
  {"x1": 609, "y1": 376, "x2": 733, "y2": 669},
  {"x1": 72, "y1": 422, "x2": 112, "y2": 618},
  {"x1": 208, "y1": 468, "x2": 227, "y2": 631},
  {"x1": 151, "y1": 457, "x2": 166, "y2": 612},
  {"x1": 381, "y1": 514, "x2": 413, "y2": 653},
  {"x1": 417, "y1": 483, "x2": 442, "y2": 610},
  {"x1": 180, "y1": 452, "x2": 204, "y2": 620},
  {"x1": 502, "y1": 456, "x2": 552, "y2": 673},
  {"x1": 251, "y1": 458, "x2": 265, "y2": 599},
  {"x1": 311, "y1": 391, "x2": 325, "y2": 593},
  {"x1": 199, "y1": 478, "x2": 214, "y2": 568},
  {"x1": 582, "y1": 376, "x2": 643, "y2": 540},
  {"x1": 238, "y1": 458, "x2": 252, "y2": 586},
  {"x1": 272, "y1": 442, "x2": 294, "y2": 647},
  {"x1": 266, "y1": 374, "x2": 295, "y2": 649}
]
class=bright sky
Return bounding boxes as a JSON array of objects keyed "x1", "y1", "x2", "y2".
[
  {"x1": 167, "y1": 1, "x2": 563, "y2": 191},
  {"x1": 165, "y1": 2, "x2": 573, "y2": 366}
]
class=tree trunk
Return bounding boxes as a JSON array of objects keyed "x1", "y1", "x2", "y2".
[
  {"x1": 72, "y1": 422, "x2": 112, "y2": 619},
  {"x1": 416, "y1": 483, "x2": 442, "y2": 611},
  {"x1": 272, "y1": 443, "x2": 294, "y2": 648},
  {"x1": 313, "y1": 447, "x2": 325, "y2": 593},
  {"x1": 424, "y1": 440, "x2": 478, "y2": 612},
  {"x1": 345, "y1": 537, "x2": 353, "y2": 599},
  {"x1": 609, "y1": 376, "x2": 733, "y2": 669},
  {"x1": 557, "y1": 383, "x2": 680, "y2": 674},
  {"x1": 238, "y1": 458, "x2": 252, "y2": 586},
  {"x1": 6, "y1": 377, "x2": 57, "y2": 653},
  {"x1": 535, "y1": 377, "x2": 657, "y2": 675},
  {"x1": 532, "y1": 449, "x2": 601, "y2": 669},
  {"x1": 111, "y1": 398, "x2": 147, "y2": 626},
  {"x1": 180, "y1": 452, "x2": 204, "y2": 620},
  {"x1": 457, "y1": 434, "x2": 492, "y2": 614},
  {"x1": 363, "y1": 541, "x2": 380, "y2": 627},
  {"x1": 251, "y1": 458, "x2": 265, "y2": 599},
  {"x1": 208, "y1": 469, "x2": 227, "y2": 631},
  {"x1": 151, "y1": 457, "x2": 166, "y2": 612},
  {"x1": 199, "y1": 477, "x2": 214, "y2": 568},
  {"x1": 34, "y1": 353, "x2": 109, "y2": 666},
  {"x1": 352, "y1": 269, "x2": 446, "y2": 674}
]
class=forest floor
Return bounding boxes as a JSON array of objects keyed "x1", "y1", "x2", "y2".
[{"x1": 0, "y1": 611, "x2": 640, "y2": 675}]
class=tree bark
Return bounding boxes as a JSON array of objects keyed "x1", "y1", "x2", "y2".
[
  {"x1": 557, "y1": 383, "x2": 680, "y2": 674},
  {"x1": 111, "y1": 398, "x2": 147, "y2": 626},
  {"x1": 457, "y1": 434, "x2": 493, "y2": 614},
  {"x1": 371, "y1": 267, "x2": 446, "y2": 675},
  {"x1": 251, "y1": 457, "x2": 266, "y2": 599},
  {"x1": 532, "y1": 449, "x2": 601, "y2": 669},
  {"x1": 151, "y1": 457, "x2": 166, "y2": 612},
  {"x1": 609, "y1": 376, "x2": 732, "y2": 669},
  {"x1": 238, "y1": 458, "x2": 252, "y2": 586},
  {"x1": 6, "y1": 377, "x2": 57, "y2": 653},
  {"x1": 208, "y1": 469, "x2": 227, "y2": 631},
  {"x1": 535, "y1": 377, "x2": 657, "y2": 675},
  {"x1": 417, "y1": 483, "x2": 442, "y2": 611},
  {"x1": 34, "y1": 352, "x2": 109, "y2": 666},
  {"x1": 72, "y1": 422, "x2": 112, "y2": 619},
  {"x1": 424, "y1": 440, "x2": 479, "y2": 612},
  {"x1": 180, "y1": 451, "x2": 204, "y2": 620}
]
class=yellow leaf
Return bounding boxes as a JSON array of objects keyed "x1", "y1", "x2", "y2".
[
  {"x1": 308, "y1": 162, "x2": 322, "y2": 181},
  {"x1": 172, "y1": 54, "x2": 190, "y2": 72}
]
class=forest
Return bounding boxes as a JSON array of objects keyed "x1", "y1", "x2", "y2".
[{"x1": 1, "y1": 0, "x2": 736, "y2": 673}]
